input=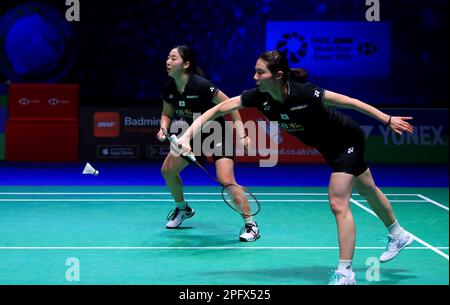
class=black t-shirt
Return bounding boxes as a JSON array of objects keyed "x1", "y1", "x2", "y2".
[
  {"x1": 161, "y1": 73, "x2": 224, "y2": 126},
  {"x1": 241, "y1": 82, "x2": 363, "y2": 153}
]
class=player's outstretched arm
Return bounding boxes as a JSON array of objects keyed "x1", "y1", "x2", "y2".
[{"x1": 323, "y1": 90, "x2": 414, "y2": 135}]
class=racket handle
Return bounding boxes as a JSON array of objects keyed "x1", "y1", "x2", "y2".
[{"x1": 169, "y1": 135, "x2": 196, "y2": 162}]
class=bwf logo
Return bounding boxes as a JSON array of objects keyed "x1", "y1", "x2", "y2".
[{"x1": 94, "y1": 112, "x2": 120, "y2": 137}]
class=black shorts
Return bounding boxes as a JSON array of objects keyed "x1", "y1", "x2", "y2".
[
  {"x1": 320, "y1": 130, "x2": 368, "y2": 177},
  {"x1": 325, "y1": 146, "x2": 368, "y2": 176}
]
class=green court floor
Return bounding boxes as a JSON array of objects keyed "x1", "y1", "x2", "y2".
[{"x1": 0, "y1": 186, "x2": 448, "y2": 285}]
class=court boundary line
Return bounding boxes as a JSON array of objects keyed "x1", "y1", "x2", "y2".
[
  {"x1": 350, "y1": 198, "x2": 449, "y2": 261},
  {"x1": 0, "y1": 246, "x2": 447, "y2": 250},
  {"x1": 0, "y1": 192, "x2": 425, "y2": 196},
  {"x1": 0, "y1": 199, "x2": 430, "y2": 203},
  {"x1": 416, "y1": 194, "x2": 449, "y2": 211}
]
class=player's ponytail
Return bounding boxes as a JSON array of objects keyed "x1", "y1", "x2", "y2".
[
  {"x1": 288, "y1": 68, "x2": 308, "y2": 83},
  {"x1": 175, "y1": 45, "x2": 205, "y2": 77},
  {"x1": 259, "y1": 50, "x2": 308, "y2": 83}
]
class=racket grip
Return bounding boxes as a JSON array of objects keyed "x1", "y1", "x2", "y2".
[{"x1": 169, "y1": 135, "x2": 196, "y2": 162}]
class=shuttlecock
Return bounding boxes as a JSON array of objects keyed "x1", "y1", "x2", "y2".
[{"x1": 82, "y1": 162, "x2": 99, "y2": 176}]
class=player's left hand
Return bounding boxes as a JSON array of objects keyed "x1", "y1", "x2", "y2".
[{"x1": 389, "y1": 116, "x2": 414, "y2": 135}]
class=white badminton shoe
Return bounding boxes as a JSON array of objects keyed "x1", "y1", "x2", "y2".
[
  {"x1": 379, "y1": 230, "x2": 414, "y2": 263},
  {"x1": 328, "y1": 270, "x2": 356, "y2": 285},
  {"x1": 166, "y1": 204, "x2": 195, "y2": 228},
  {"x1": 239, "y1": 222, "x2": 260, "y2": 242}
]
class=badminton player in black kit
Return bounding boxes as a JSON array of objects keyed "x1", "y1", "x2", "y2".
[
  {"x1": 177, "y1": 50, "x2": 415, "y2": 284},
  {"x1": 157, "y1": 45, "x2": 260, "y2": 242}
]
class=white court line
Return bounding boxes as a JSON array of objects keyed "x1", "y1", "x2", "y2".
[
  {"x1": 350, "y1": 198, "x2": 449, "y2": 261},
  {"x1": 0, "y1": 246, "x2": 447, "y2": 250},
  {"x1": 0, "y1": 192, "x2": 421, "y2": 196},
  {"x1": 0, "y1": 199, "x2": 428, "y2": 203},
  {"x1": 0, "y1": 199, "x2": 328, "y2": 202},
  {"x1": 416, "y1": 194, "x2": 449, "y2": 211}
]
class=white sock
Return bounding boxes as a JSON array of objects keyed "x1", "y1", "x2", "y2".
[
  {"x1": 244, "y1": 216, "x2": 255, "y2": 225},
  {"x1": 175, "y1": 200, "x2": 188, "y2": 210},
  {"x1": 387, "y1": 220, "x2": 403, "y2": 237},
  {"x1": 337, "y1": 260, "x2": 353, "y2": 274}
]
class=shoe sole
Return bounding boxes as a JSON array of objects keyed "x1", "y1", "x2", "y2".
[
  {"x1": 239, "y1": 234, "x2": 261, "y2": 242},
  {"x1": 379, "y1": 234, "x2": 414, "y2": 263},
  {"x1": 165, "y1": 210, "x2": 195, "y2": 229}
]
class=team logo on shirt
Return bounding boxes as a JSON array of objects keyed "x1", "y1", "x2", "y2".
[
  {"x1": 263, "y1": 101, "x2": 271, "y2": 111},
  {"x1": 169, "y1": 94, "x2": 173, "y2": 99},
  {"x1": 314, "y1": 90, "x2": 320, "y2": 97},
  {"x1": 179, "y1": 101, "x2": 185, "y2": 107},
  {"x1": 210, "y1": 86, "x2": 215, "y2": 92},
  {"x1": 290, "y1": 104, "x2": 308, "y2": 111},
  {"x1": 280, "y1": 114, "x2": 289, "y2": 120},
  {"x1": 347, "y1": 147, "x2": 354, "y2": 154}
]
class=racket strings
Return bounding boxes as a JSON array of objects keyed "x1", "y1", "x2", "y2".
[
  {"x1": 222, "y1": 185, "x2": 260, "y2": 216},
  {"x1": 227, "y1": 187, "x2": 251, "y2": 215}
]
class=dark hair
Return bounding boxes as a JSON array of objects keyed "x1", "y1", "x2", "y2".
[
  {"x1": 174, "y1": 45, "x2": 204, "y2": 77},
  {"x1": 258, "y1": 50, "x2": 308, "y2": 83}
]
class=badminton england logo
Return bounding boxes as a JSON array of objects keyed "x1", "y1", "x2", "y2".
[{"x1": 168, "y1": 113, "x2": 280, "y2": 167}]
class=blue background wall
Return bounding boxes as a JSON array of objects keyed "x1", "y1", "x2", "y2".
[{"x1": 0, "y1": 0, "x2": 448, "y2": 108}]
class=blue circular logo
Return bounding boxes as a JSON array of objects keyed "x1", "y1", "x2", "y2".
[
  {"x1": 0, "y1": 3, "x2": 77, "y2": 82},
  {"x1": 276, "y1": 32, "x2": 308, "y2": 63}
]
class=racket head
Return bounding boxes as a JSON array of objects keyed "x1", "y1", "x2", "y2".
[{"x1": 221, "y1": 184, "x2": 260, "y2": 217}]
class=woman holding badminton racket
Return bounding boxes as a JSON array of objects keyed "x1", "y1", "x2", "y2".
[
  {"x1": 177, "y1": 50, "x2": 415, "y2": 284},
  {"x1": 156, "y1": 45, "x2": 260, "y2": 242}
]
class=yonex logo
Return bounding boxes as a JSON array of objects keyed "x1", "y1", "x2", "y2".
[
  {"x1": 169, "y1": 94, "x2": 174, "y2": 99},
  {"x1": 314, "y1": 90, "x2": 320, "y2": 97},
  {"x1": 18, "y1": 98, "x2": 31, "y2": 105},
  {"x1": 48, "y1": 98, "x2": 60, "y2": 106},
  {"x1": 347, "y1": 147, "x2": 354, "y2": 154},
  {"x1": 210, "y1": 86, "x2": 215, "y2": 92}
]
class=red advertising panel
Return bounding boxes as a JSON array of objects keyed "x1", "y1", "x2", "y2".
[
  {"x1": 8, "y1": 83, "x2": 79, "y2": 120},
  {"x1": 234, "y1": 108, "x2": 325, "y2": 163}
]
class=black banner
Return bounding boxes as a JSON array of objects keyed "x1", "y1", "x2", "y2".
[{"x1": 79, "y1": 107, "x2": 168, "y2": 161}]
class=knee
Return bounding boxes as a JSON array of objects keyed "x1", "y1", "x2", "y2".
[
  {"x1": 217, "y1": 176, "x2": 235, "y2": 186},
  {"x1": 329, "y1": 196, "x2": 350, "y2": 217},
  {"x1": 161, "y1": 165, "x2": 177, "y2": 180}
]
